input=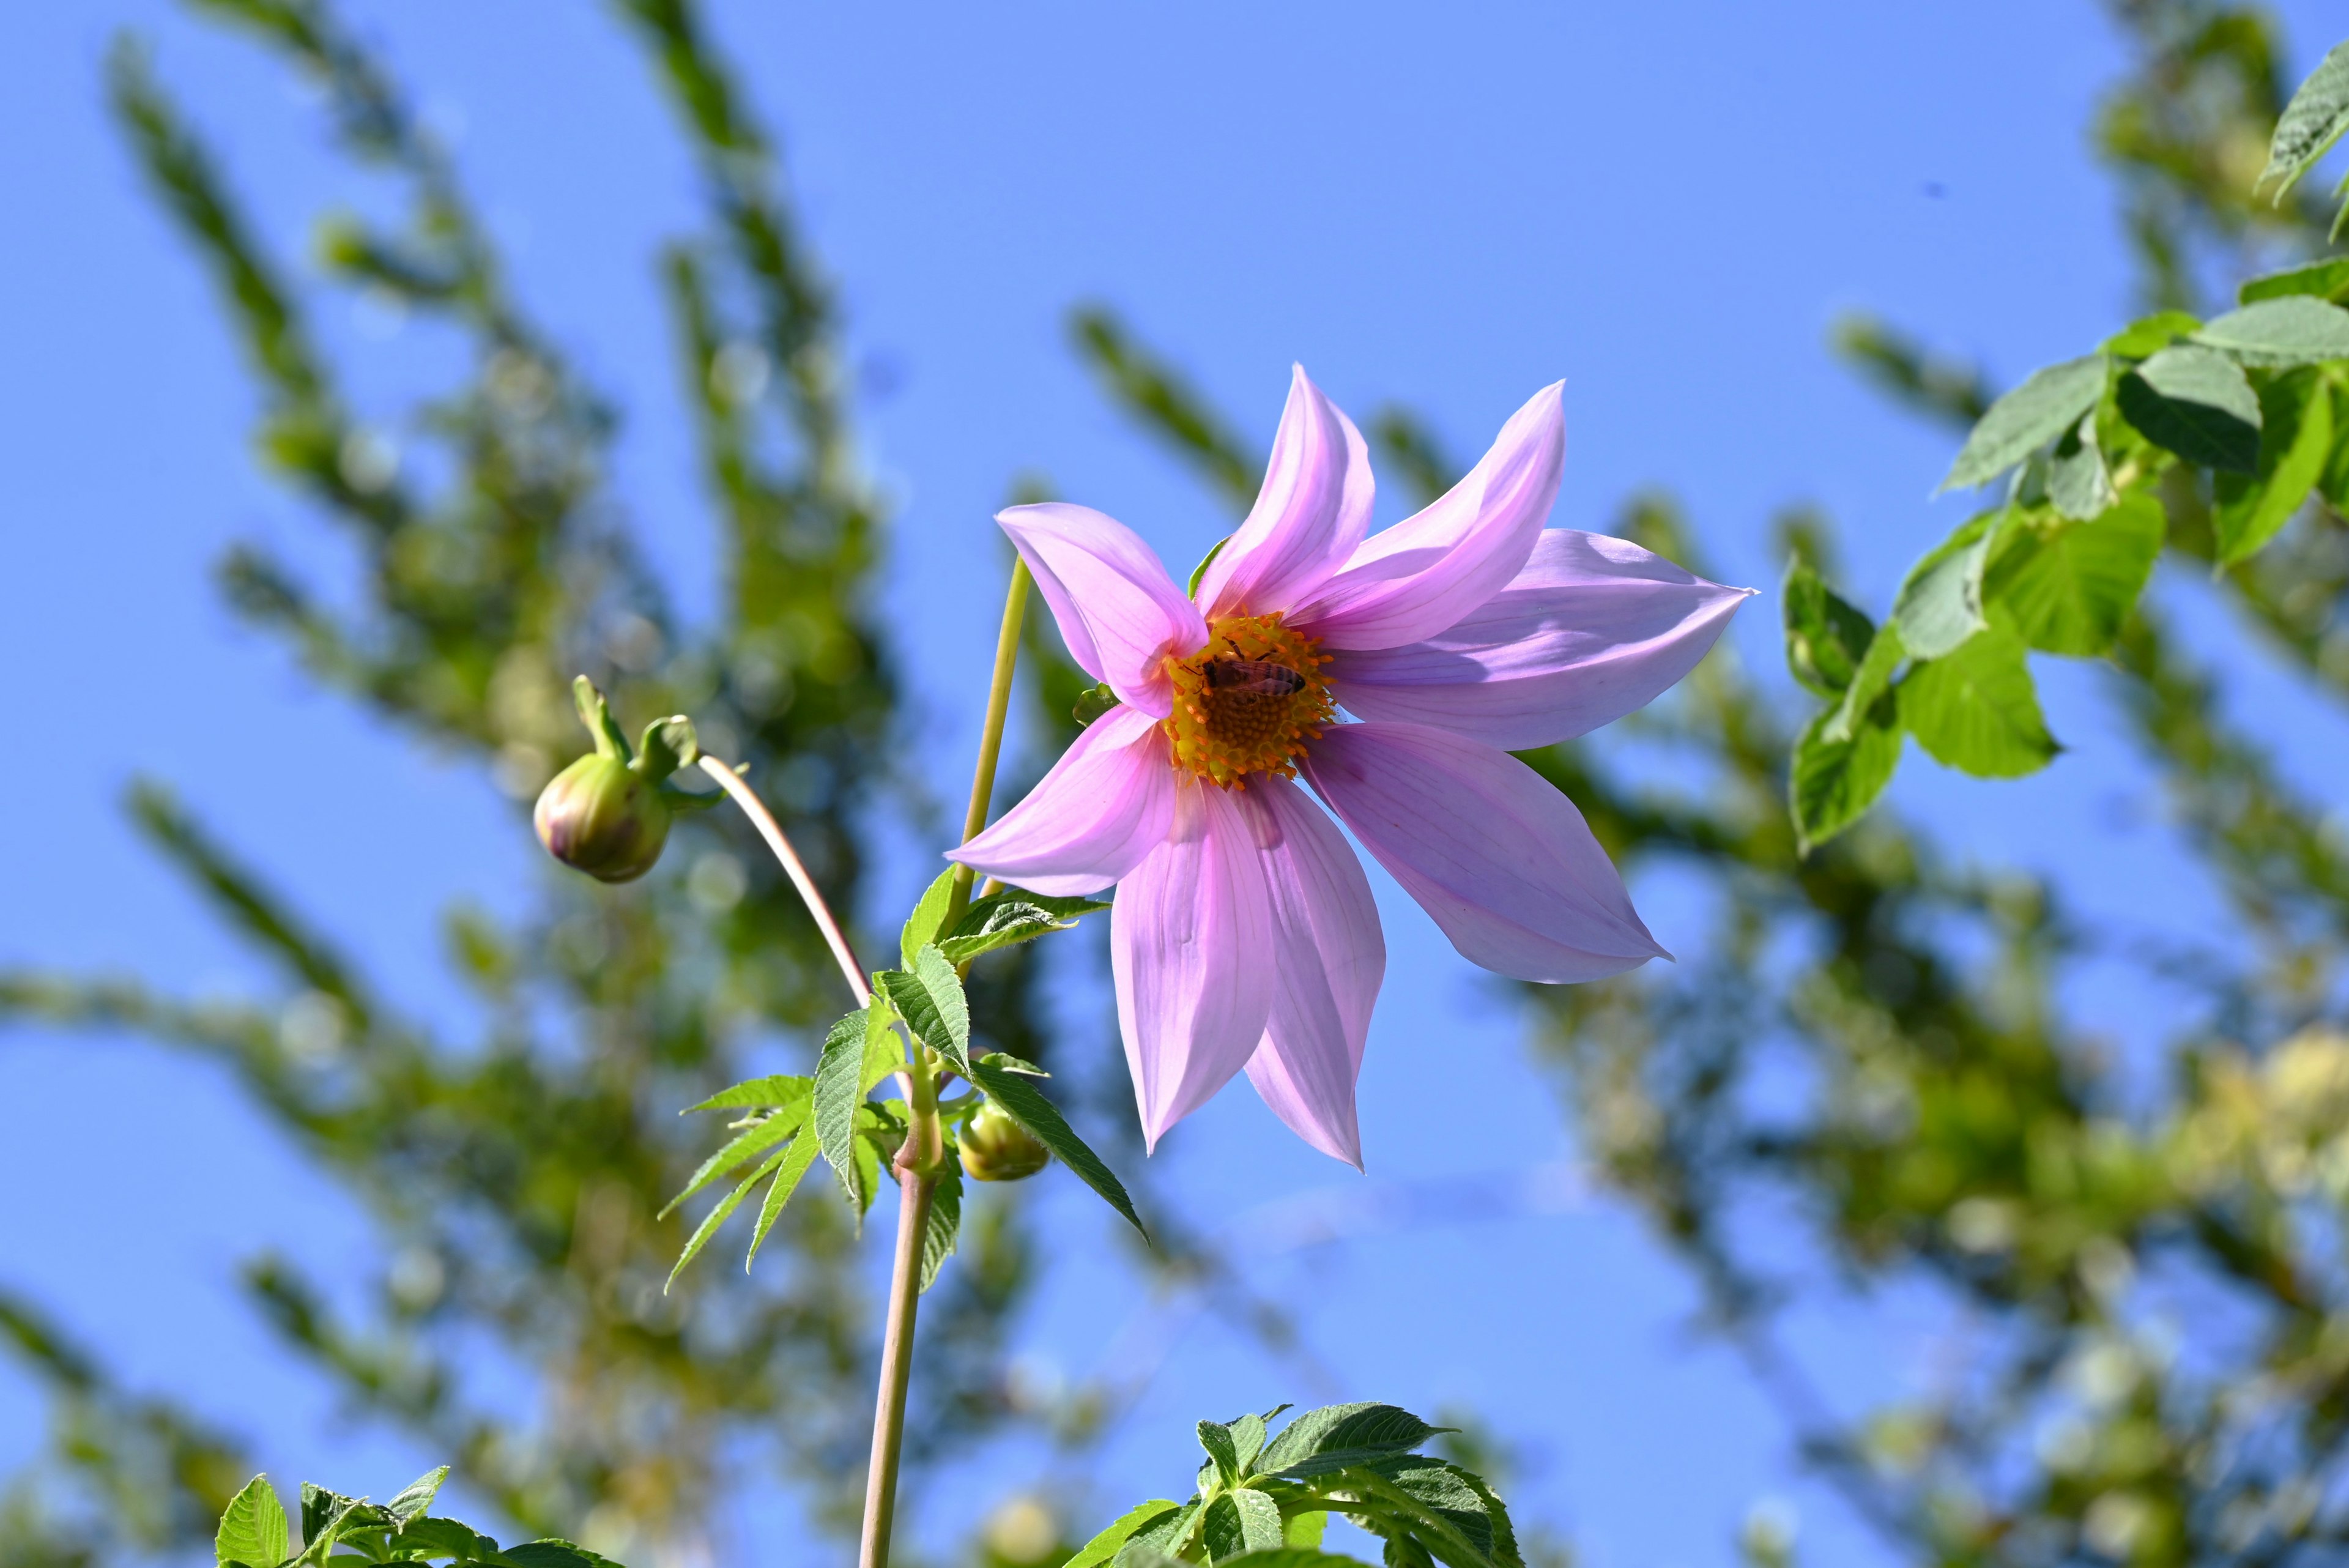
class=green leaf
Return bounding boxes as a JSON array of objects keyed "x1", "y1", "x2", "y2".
[
  {"x1": 1229, "y1": 1411, "x2": 1270, "y2": 1476},
  {"x1": 921, "y1": 1135, "x2": 963, "y2": 1293},
  {"x1": 877, "y1": 945, "x2": 971, "y2": 1075},
  {"x1": 666, "y1": 1142, "x2": 793, "y2": 1290},
  {"x1": 1781, "y1": 557, "x2": 1874, "y2": 699},
  {"x1": 385, "y1": 1466, "x2": 448, "y2": 1529},
  {"x1": 299, "y1": 1484, "x2": 366, "y2": 1552},
  {"x1": 2101, "y1": 311, "x2": 2200, "y2": 359},
  {"x1": 1203, "y1": 1553, "x2": 1364, "y2": 1568},
  {"x1": 1285, "y1": 1513, "x2": 1329, "y2": 1550},
  {"x1": 979, "y1": 1050, "x2": 1049, "y2": 1077},
  {"x1": 1791, "y1": 704, "x2": 1903, "y2": 856},
  {"x1": 659, "y1": 1104, "x2": 802, "y2": 1219},
  {"x1": 2258, "y1": 40, "x2": 2349, "y2": 204},
  {"x1": 1072, "y1": 682, "x2": 1123, "y2": 727},
  {"x1": 683, "y1": 1074, "x2": 812, "y2": 1113},
  {"x1": 1188, "y1": 535, "x2": 1231, "y2": 596},
  {"x1": 861, "y1": 997, "x2": 904, "y2": 1093},
  {"x1": 1937, "y1": 354, "x2": 2106, "y2": 494},
  {"x1": 813, "y1": 1006, "x2": 871, "y2": 1214},
  {"x1": 938, "y1": 891, "x2": 1111, "y2": 967},
  {"x1": 2117, "y1": 343, "x2": 2262, "y2": 473},
  {"x1": 2046, "y1": 412, "x2": 2115, "y2": 521},
  {"x1": 2241, "y1": 257, "x2": 2349, "y2": 305},
  {"x1": 1822, "y1": 617, "x2": 1904, "y2": 745},
  {"x1": 744, "y1": 1128, "x2": 822, "y2": 1267},
  {"x1": 1260, "y1": 1403, "x2": 1443, "y2": 1476},
  {"x1": 1198, "y1": 1421, "x2": 1244, "y2": 1485},
  {"x1": 633, "y1": 714, "x2": 698, "y2": 785},
  {"x1": 1983, "y1": 495, "x2": 2164, "y2": 656},
  {"x1": 499, "y1": 1543, "x2": 629, "y2": 1568},
  {"x1": 966, "y1": 1057, "x2": 1145, "y2": 1235},
  {"x1": 2325, "y1": 383, "x2": 2349, "y2": 508},
  {"x1": 392, "y1": 1516, "x2": 506, "y2": 1558},
  {"x1": 2213, "y1": 369, "x2": 2334, "y2": 564},
  {"x1": 900, "y1": 868, "x2": 957, "y2": 971},
  {"x1": 1203, "y1": 1490, "x2": 1286, "y2": 1561},
  {"x1": 1122, "y1": 1498, "x2": 1201, "y2": 1567},
  {"x1": 218, "y1": 1476, "x2": 289, "y2": 1568},
  {"x1": 1064, "y1": 1501, "x2": 1184, "y2": 1568},
  {"x1": 2194, "y1": 297, "x2": 2349, "y2": 366},
  {"x1": 1891, "y1": 511, "x2": 2000, "y2": 660},
  {"x1": 1899, "y1": 619, "x2": 2057, "y2": 778}
]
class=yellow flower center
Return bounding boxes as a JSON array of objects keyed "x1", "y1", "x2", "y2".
[{"x1": 1160, "y1": 612, "x2": 1334, "y2": 788}]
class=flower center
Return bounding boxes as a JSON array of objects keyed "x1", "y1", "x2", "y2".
[{"x1": 1161, "y1": 612, "x2": 1334, "y2": 788}]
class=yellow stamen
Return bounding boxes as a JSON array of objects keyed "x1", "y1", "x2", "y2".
[{"x1": 1160, "y1": 612, "x2": 1335, "y2": 789}]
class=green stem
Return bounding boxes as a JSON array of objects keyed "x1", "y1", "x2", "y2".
[
  {"x1": 860, "y1": 552, "x2": 1030, "y2": 1568},
  {"x1": 946, "y1": 557, "x2": 1031, "y2": 928}
]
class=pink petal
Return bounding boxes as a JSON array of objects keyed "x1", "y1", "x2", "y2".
[
  {"x1": 947, "y1": 707, "x2": 1173, "y2": 896},
  {"x1": 1234, "y1": 776, "x2": 1385, "y2": 1169},
  {"x1": 1301, "y1": 721, "x2": 1666, "y2": 984},
  {"x1": 1329, "y1": 530, "x2": 1754, "y2": 749},
  {"x1": 1195, "y1": 365, "x2": 1373, "y2": 622},
  {"x1": 1113, "y1": 782, "x2": 1277, "y2": 1151},
  {"x1": 1288, "y1": 383, "x2": 1564, "y2": 652},
  {"x1": 998, "y1": 503, "x2": 1209, "y2": 717}
]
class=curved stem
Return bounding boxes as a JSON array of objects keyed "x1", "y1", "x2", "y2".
[{"x1": 696, "y1": 754, "x2": 870, "y2": 1007}]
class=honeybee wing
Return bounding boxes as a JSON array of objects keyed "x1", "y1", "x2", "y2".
[{"x1": 1201, "y1": 659, "x2": 1307, "y2": 697}]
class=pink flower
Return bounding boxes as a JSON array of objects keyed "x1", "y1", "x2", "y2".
[{"x1": 951, "y1": 368, "x2": 1751, "y2": 1167}]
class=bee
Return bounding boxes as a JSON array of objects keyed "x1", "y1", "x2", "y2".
[{"x1": 1201, "y1": 659, "x2": 1307, "y2": 697}]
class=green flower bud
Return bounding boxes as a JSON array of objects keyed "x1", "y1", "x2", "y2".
[
  {"x1": 960, "y1": 1099, "x2": 1050, "y2": 1183},
  {"x1": 533, "y1": 675, "x2": 708, "y2": 884},
  {"x1": 534, "y1": 751, "x2": 672, "y2": 883}
]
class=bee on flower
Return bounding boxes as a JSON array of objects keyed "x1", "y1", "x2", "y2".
[{"x1": 951, "y1": 368, "x2": 1753, "y2": 1166}]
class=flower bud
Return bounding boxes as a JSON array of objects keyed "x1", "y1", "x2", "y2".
[
  {"x1": 960, "y1": 1099, "x2": 1050, "y2": 1183},
  {"x1": 532, "y1": 676, "x2": 705, "y2": 884},
  {"x1": 534, "y1": 751, "x2": 672, "y2": 883}
]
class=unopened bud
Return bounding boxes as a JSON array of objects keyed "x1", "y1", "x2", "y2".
[
  {"x1": 535, "y1": 752, "x2": 672, "y2": 883},
  {"x1": 960, "y1": 1099, "x2": 1050, "y2": 1183},
  {"x1": 533, "y1": 676, "x2": 705, "y2": 884}
]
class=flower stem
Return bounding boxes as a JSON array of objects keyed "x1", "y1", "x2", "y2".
[
  {"x1": 695, "y1": 754, "x2": 872, "y2": 1008},
  {"x1": 946, "y1": 557, "x2": 1031, "y2": 928}
]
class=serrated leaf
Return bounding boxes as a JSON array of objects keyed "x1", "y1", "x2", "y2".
[
  {"x1": 921, "y1": 1135, "x2": 963, "y2": 1292},
  {"x1": 1230, "y1": 1411, "x2": 1269, "y2": 1477},
  {"x1": 1121, "y1": 1498, "x2": 1200, "y2": 1568},
  {"x1": 683, "y1": 1074, "x2": 813, "y2": 1114},
  {"x1": 744, "y1": 1128, "x2": 822, "y2": 1267},
  {"x1": 1781, "y1": 557, "x2": 1875, "y2": 699},
  {"x1": 2046, "y1": 412, "x2": 2115, "y2": 521},
  {"x1": 876, "y1": 945, "x2": 971, "y2": 1074},
  {"x1": 1891, "y1": 511, "x2": 2000, "y2": 661},
  {"x1": 299, "y1": 1484, "x2": 366, "y2": 1550},
  {"x1": 1064, "y1": 1501, "x2": 1184, "y2": 1568},
  {"x1": 218, "y1": 1476, "x2": 289, "y2": 1568},
  {"x1": 1791, "y1": 704, "x2": 1902, "y2": 856},
  {"x1": 666, "y1": 1142, "x2": 793, "y2": 1290},
  {"x1": 900, "y1": 868, "x2": 957, "y2": 971},
  {"x1": 1984, "y1": 494, "x2": 2164, "y2": 656},
  {"x1": 2118, "y1": 344, "x2": 2262, "y2": 473},
  {"x1": 1205, "y1": 1553, "x2": 1364, "y2": 1568},
  {"x1": 1899, "y1": 619, "x2": 2056, "y2": 778},
  {"x1": 659, "y1": 1104, "x2": 802, "y2": 1219},
  {"x1": 2259, "y1": 40, "x2": 2349, "y2": 203},
  {"x1": 2241, "y1": 258, "x2": 2349, "y2": 305},
  {"x1": 813, "y1": 1006, "x2": 870, "y2": 1215},
  {"x1": 938, "y1": 891, "x2": 1110, "y2": 967},
  {"x1": 967, "y1": 1058, "x2": 1145, "y2": 1235},
  {"x1": 1203, "y1": 1490, "x2": 1285, "y2": 1561},
  {"x1": 1198, "y1": 1421, "x2": 1243, "y2": 1485},
  {"x1": 2195, "y1": 297, "x2": 2349, "y2": 366},
  {"x1": 385, "y1": 1466, "x2": 449, "y2": 1529},
  {"x1": 392, "y1": 1516, "x2": 505, "y2": 1558},
  {"x1": 1261, "y1": 1403, "x2": 1442, "y2": 1476},
  {"x1": 978, "y1": 1050, "x2": 1048, "y2": 1077},
  {"x1": 2213, "y1": 368, "x2": 2334, "y2": 564},
  {"x1": 1937, "y1": 354, "x2": 2106, "y2": 494}
]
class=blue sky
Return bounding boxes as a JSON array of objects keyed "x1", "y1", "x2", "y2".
[{"x1": 3, "y1": 3, "x2": 2343, "y2": 1566}]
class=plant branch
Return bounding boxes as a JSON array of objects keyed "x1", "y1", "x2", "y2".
[
  {"x1": 949, "y1": 557, "x2": 1031, "y2": 925},
  {"x1": 696, "y1": 754, "x2": 869, "y2": 1007}
]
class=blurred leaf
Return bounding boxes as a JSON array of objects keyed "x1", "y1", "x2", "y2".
[
  {"x1": 2213, "y1": 367, "x2": 2336, "y2": 563},
  {"x1": 2257, "y1": 39, "x2": 2349, "y2": 203},
  {"x1": 2194, "y1": 295, "x2": 2349, "y2": 363},
  {"x1": 1791, "y1": 702, "x2": 1902, "y2": 856},
  {"x1": 1781, "y1": 557, "x2": 1875, "y2": 699},
  {"x1": 2047, "y1": 411, "x2": 2117, "y2": 519},
  {"x1": 2118, "y1": 343, "x2": 2263, "y2": 471},
  {"x1": 1937, "y1": 354, "x2": 2105, "y2": 493},
  {"x1": 2240, "y1": 256, "x2": 2349, "y2": 303},
  {"x1": 1891, "y1": 511, "x2": 2000, "y2": 660},
  {"x1": 1899, "y1": 619, "x2": 2057, "y2": 778},
  {"x1": 1984, "y1": 494, "x2": 2164, "y2": 655}
]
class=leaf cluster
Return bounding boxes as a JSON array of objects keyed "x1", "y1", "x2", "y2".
[
  {"x1": 213, "y1": 1468, "x2": 623, "y2": 1567},
  {"x1": 1064, "y1": 1403, "x2": 1516, "y2": 1568}
]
